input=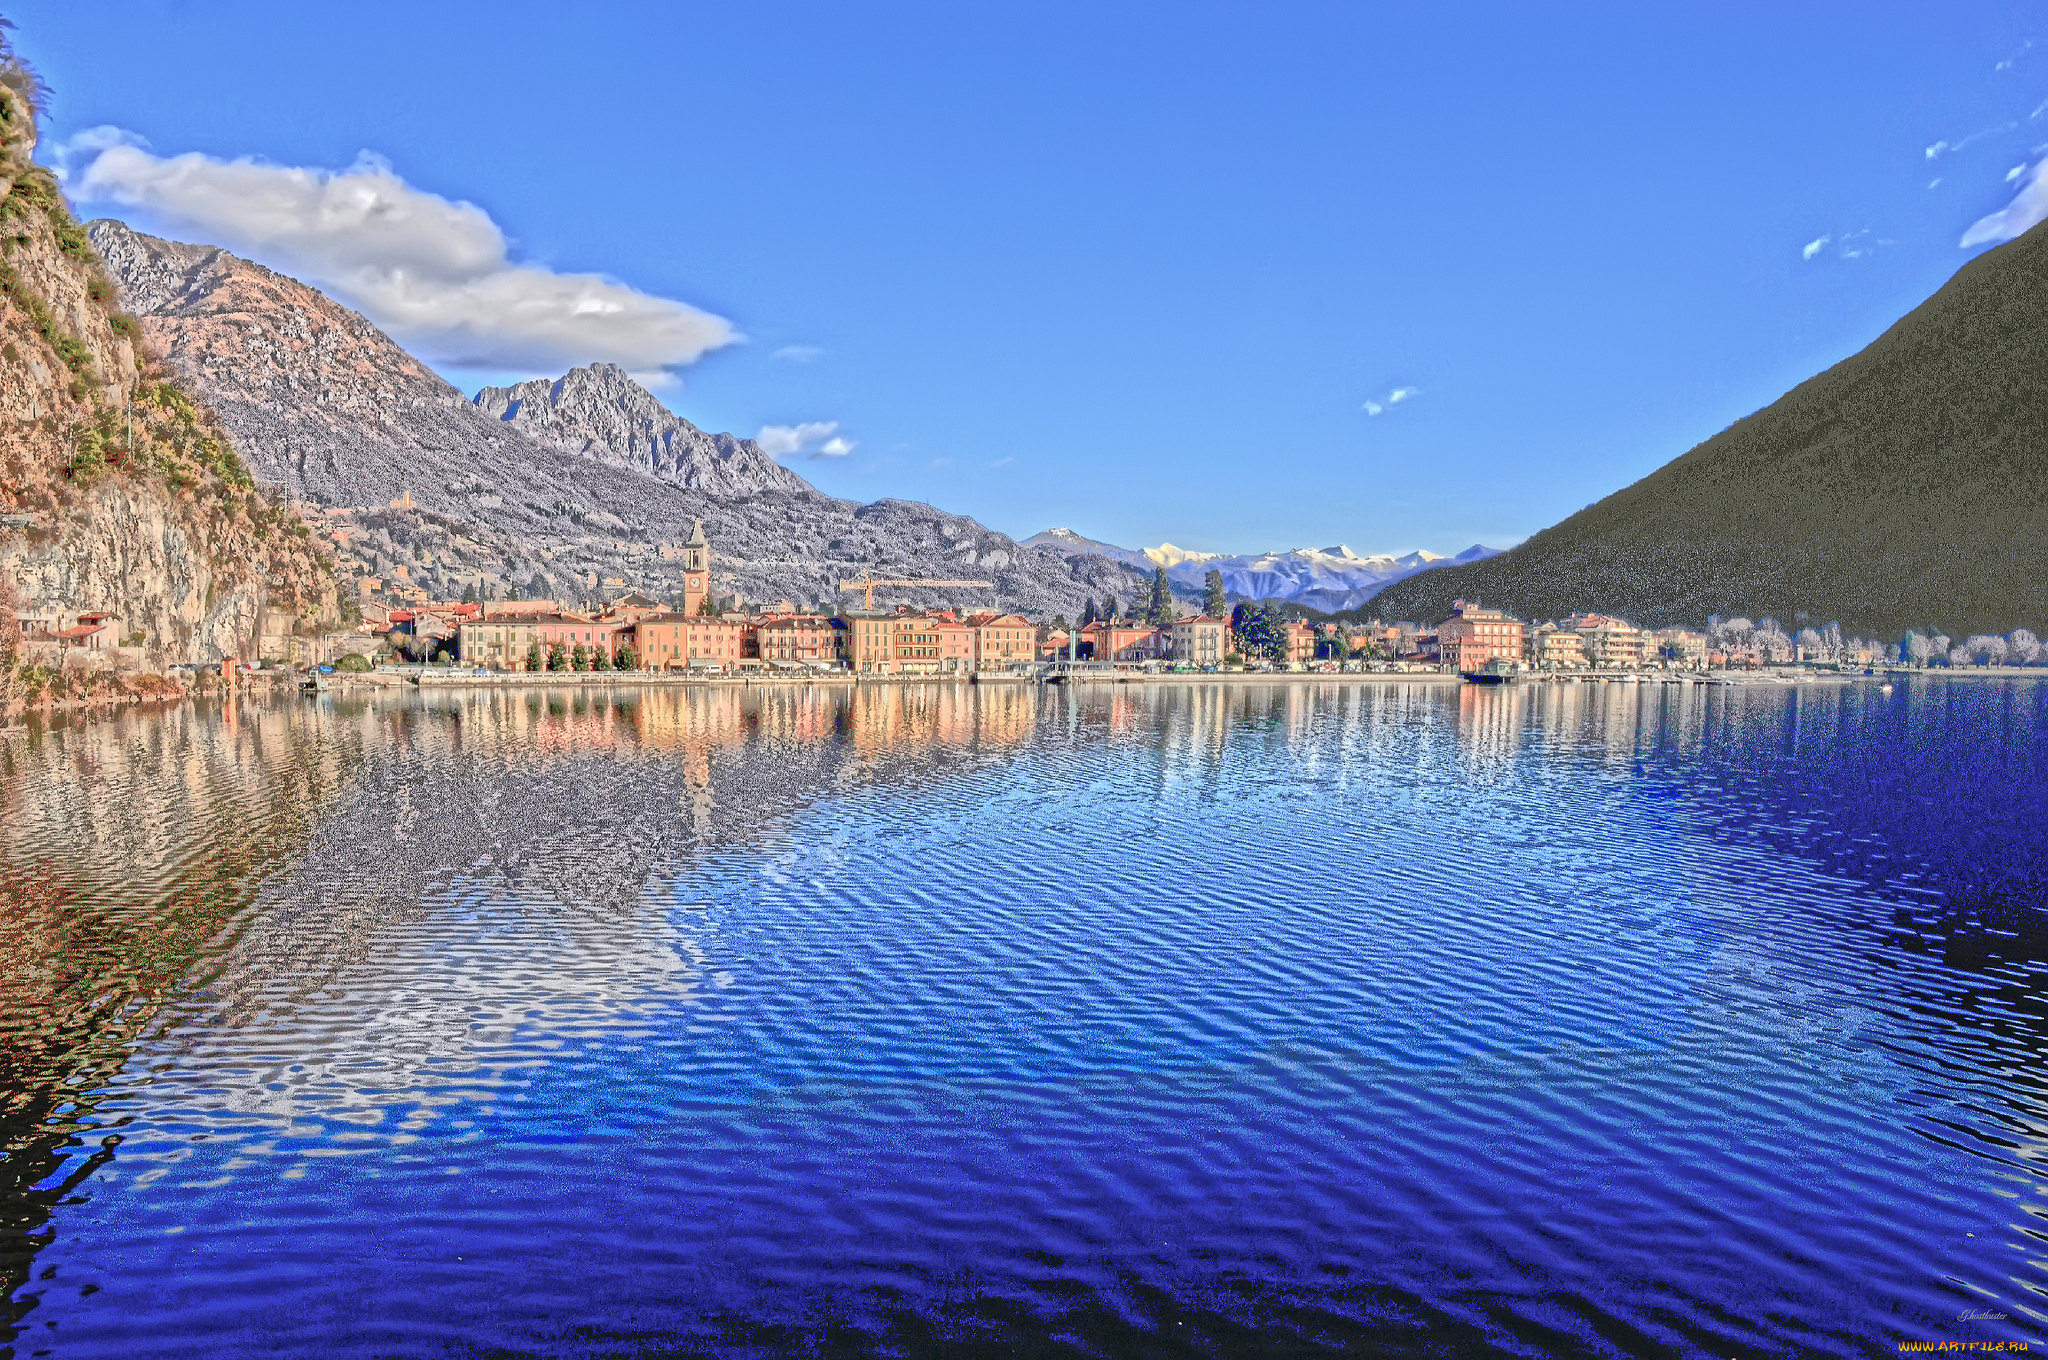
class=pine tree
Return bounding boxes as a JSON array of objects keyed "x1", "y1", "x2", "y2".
[
  {"x1": 614, "y1": 643, "x2": 637, "y2": 671},
  {"x1": 1203, "y1": 569, "x2": 1227, "y2": 619},
  {"x1": 593, "y1": 642, "x2": 612, "y2": 671},
  {"x1": 699, "y1": 596, "x2": 718, "y2": 617},
  {"x1": 1147, "y1": 566, "x2": 1173, "y2": 625},
  {"x1": 1082, "y1": 598, "x2": 1097, "y2": 626},
  {"x1": 462, "y1": 581, "x2": 478, "y2": 605},
  {"x1": 1051, "y1": 614, "x2": 1068, "y2": 632},
  {"x1": 547, "y1": 641, "x2": 568, "y2": 672},
  {"x1": 525, "y1": 641, "x2": 543, "y2": 672},
  {"x1": 1102, "y1": 594, "x2": 1119, "y2": 622},
  {"x1": 571, "y1": 643, "x2": 589, "y2": 671}
]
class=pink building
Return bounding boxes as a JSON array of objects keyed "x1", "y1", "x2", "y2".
[{"x1": 1437, "y1": 600, "x2": 1524, "y2": 672}]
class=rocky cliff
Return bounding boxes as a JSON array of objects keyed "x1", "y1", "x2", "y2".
[
  {"x1": 93, "y1": 222, "x2": 1156, "y2": 617},
  {"x1": 0, "y1": 79, "x2": 340, "y2": 693},
  {"x1": 475, "y1": 362, "x2": 808, "y2": 497}
]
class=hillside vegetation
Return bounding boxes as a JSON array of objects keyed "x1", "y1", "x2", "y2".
[
  {"x1": 0, "y1": 44, "x2": 340, "y2": 708},
  {"x1": 1368, "y1": 221, "x2": 2048, "y2": 636}
]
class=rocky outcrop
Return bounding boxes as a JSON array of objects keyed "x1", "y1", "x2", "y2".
[
  {"x1": 7, "y1": 478, "x2": 281, "y2": 660},
  {"x1": 0, "y1": 87, "x2": 340, "y2": 686},
  {"x1": 93, "y1": 222, "x2": 1158, "y2": 618},
  {"x1": 475, "y1": 362, "x2": 808, "y2": 497}
]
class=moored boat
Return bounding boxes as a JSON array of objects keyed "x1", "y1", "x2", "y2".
[{"x1": 1462, "y1": 658, "x2": 1518, "y2": 685}]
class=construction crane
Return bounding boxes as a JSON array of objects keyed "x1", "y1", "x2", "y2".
[{"x1": 836, "y1": 570, "x2": 994, "y2": 611}]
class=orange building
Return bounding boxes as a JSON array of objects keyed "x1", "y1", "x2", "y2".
[
  {"x1": 1437, "y1": 600, "x2": 1525, "y2": 672},
  {"x1": 634, "y1": 612, "x2": 747, "y2": 670},
  {"x1": 843, "y1": 610, "x2": 952, "y2": 674},
  {"x1": 1082, "y1": 621, "x2": 1168, "y2": 663},
  {"x1": 967, "y1": 612, "x2": 1038, "y2": 669}
]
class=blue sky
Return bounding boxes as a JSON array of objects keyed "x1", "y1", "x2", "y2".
[{"x1": 12, "y1": 2, "x2": 2047, "y2": 554}]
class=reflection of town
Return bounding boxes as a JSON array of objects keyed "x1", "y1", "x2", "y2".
[{"x1": 0, "y1": 672, "x2": 1886, "y2": 1340}]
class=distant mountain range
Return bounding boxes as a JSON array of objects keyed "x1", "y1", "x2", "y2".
[
  {"x1": 1368, "y1": 218, "x2": 2048, "y2": 637},
  {"x1": 1022, "y1": 530, "x2": 1501, "y2": 611},
  {"x1": 90, "y1": 221, "x2": 1159, "y2": 617}
]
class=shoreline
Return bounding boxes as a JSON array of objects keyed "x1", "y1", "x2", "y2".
[{"x1": 347, "y1": 666, "x2": 1995, "y2": 692}]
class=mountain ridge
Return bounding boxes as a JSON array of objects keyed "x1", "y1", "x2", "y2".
[
  {"x1": 90, "y1": 220, "x2": 1159, "y2": 617},
  {"x1": 474, "y1": 362, "x2": 809, "y2": 498},
  {"x1": 1364, "y1": 220, "x2": 2048, "y2": 636}
]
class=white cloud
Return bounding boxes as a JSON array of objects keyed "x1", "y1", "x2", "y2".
[
  {"x1": 59, "y1": 130, "x2": 738, "y2": 376},
  {"x1": 1962, "y1": 158, "x2": 2048, "y2": 246},
  {"x1": 816, "y1": 436, "x2": 857, "y2": 458},
  {"x1": 2009, "y1": 163, "x2": 2030, "y2": 182},
  {"x1": 1997, "y1": 39, "x2": 2033, "y2": 71},
  {"x1": 1364, "y1": 384, "x2": 1420, "y2": 415},
  {"x1": 772, "y1": 344, "x2": 824, "y2": 363},
  {"x1": 1926, "y1": 123, "x2": 2018, "y2": 161},
  {"x1": 988, "y1": 456, "x2": 1015, "y2": 468},
  {"x1": 1929, "y1": 178, "x2": 1943, "y2": 190},
  {"x1": 755, "y1": 420, "x2": 840, "y2": 458},
  {"x1": 1802, "y1": 235, "x2": 1830, "y2": 260}
]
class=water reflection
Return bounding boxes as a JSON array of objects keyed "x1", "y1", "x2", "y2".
[{"x1": 0, "y1": 677, "x2": 2045, "y2": 1356}]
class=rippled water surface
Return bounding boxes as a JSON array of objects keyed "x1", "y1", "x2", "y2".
[{"x1": 3, "y1": 678, "x2": 2047, "y2": 1358}]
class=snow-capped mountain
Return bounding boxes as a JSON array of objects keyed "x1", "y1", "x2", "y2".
[
  {"x1": 1020, "y1": 527, "x2": 1155, "y2": 570},
  {"x1": 1026, "y1": 532, "x2": 1503, "y2": 611}
]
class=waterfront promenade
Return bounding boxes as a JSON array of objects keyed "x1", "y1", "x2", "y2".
[{"x1": 360, "y1": 665, "x2": 1891, "y2": 691}]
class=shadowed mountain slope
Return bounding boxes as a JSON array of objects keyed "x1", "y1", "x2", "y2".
[
  {"x1": 1367, "y1": 223, "x2": 2048, "y2": 636},
  {"x1": 89, "y1": 221, "x2": 1155, "y2": 616}
]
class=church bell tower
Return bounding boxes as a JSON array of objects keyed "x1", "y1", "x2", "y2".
[{"x1": 682, "y1": 520, "x2": 710, "y2": 616}]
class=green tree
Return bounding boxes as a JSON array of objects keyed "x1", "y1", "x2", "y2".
[
  {"x1": 547, "y1": 641, "x2": 568, "y2": 672},
  {"x1": 614, "y1": 643, "x2": 637, "y2": 671},
  {"x1": 525, "y1": 641, "x2": 543, "y2": 672},
  {"x1": 571, "y1": 643, "x2": 589, "y2": 671},
  {"x1": 1081, "y1": 598, "x2": 1097, "y2": 626},
  {"x1": 336, "y1": 652, "x2": 371, "y2": 673},
  {"x1": 593, "y1": 641, "x2": 612, "y2": 671},
  {"x1": 1102, "y1": 594, "x2": 1119, "y2": 622},
  {"x1": 1147, "y1": 566, "x2": 1177, "y2": 625},
  {"x1": 1203, "y1": 568, "x2": 1227, "y2": 618},
  {"x1": 1050, "y1": 614, "x2": 1068, "y2": 632},
  {"x1": 698, "y1": 596, "x2": 719, "y2": 617},
  {"x1": 461, "y1": 581, "x2": 478, "y2": 605},
  {"x1": 1230, "y1": 601, "x2": 1286, "y2": 661},
  {"x1": 1261, "y1": 602, "x2": 1290, "y2": 660}
]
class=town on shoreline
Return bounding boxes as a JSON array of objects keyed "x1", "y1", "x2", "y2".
[{"x1": 15, "y1": 524, "x2": 2045, "y2": 697}]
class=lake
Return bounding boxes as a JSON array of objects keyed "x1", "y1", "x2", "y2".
[{"x1": 1, "y1": 677, "x2": 2045, "y2": 1358}]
